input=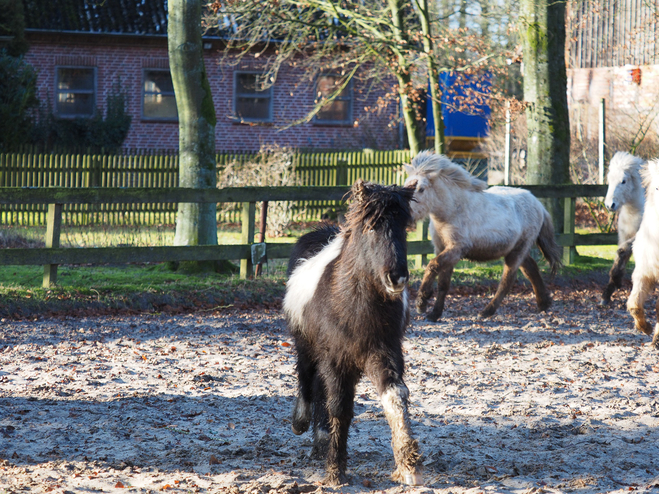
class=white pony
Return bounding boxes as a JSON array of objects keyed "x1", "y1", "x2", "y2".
[
  {"x1": 601, "y1": 151, "x2": 646, "y2": 305},
  {"x1": 404, "y1": 151, "x2": 562, "y2": 321},
  {"x1": 627, "y1": 158, "x2": 659, "y2": 348}
]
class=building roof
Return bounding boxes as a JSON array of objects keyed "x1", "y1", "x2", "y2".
[{"x1": 23, "y1": 0, "x2": 169, "y2": 36}]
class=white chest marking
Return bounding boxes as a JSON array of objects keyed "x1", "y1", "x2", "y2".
[{"x1": 284, "y1": 235, "x2": 344, "y2": 328}]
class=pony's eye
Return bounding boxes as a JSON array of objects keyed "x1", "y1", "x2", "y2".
[
  {"x1": 622, "y1": 179, "x2": 626, "y2": 184},
  {"x1": 418, "y1": 187, "x2": 425, "y2": 193}
]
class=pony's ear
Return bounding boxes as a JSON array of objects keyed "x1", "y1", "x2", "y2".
[
  {"x1": 405, "y1": 179, "x2": 418, "y2": 190},
  {"x1": 404, "y1": 163, "x2": 415, "y2": 175},
  {"x1": 352, "y1": 178, "x2": 367, "y2": 203}
]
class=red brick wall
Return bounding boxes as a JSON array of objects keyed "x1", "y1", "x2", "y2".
[{"x1": 24, "y1": 33, "x2": 401, "y2": 151}]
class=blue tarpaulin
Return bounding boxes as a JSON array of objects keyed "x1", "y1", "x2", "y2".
[{"x1": 427, "y1": 72, "x2": 491, "y2": 138}]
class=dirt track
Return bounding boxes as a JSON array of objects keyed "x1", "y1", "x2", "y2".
[{"x1": 1, "y1": 284, "x2": 659, "y2": 494}]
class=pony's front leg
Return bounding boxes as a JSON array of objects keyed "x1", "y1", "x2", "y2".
[
  {"x1": 627, "y1": 277, "x2": 653, "y2": 336},
  {"x1": 600, "y1": 238, "x2": 633, "y2": 306},
  {"x1": 367, "y1": 358, "x2": 421, "y2": 485},
  {"x1": 417, "y1": 249, "x2": 460, "y2": 321},
  {"x1": 427, "y1": 263, "x2": 455, "y2": 322}
]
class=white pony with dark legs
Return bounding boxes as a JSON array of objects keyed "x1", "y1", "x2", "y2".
[
  {"x1": 600, "y1": 151, "x2": 646, "y2": 305},
  {"x1": 627, "y1": 158, "x2": 659, "y2": 348},
  {"x1": 404, "y1": 151, "x2": 562, "y2": 321}
]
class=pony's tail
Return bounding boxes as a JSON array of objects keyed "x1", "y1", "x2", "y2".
[{"x1": 536, "y1": 210, "x2": 563, "y2": 278}]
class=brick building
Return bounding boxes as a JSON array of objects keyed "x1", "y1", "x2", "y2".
[{"x1": 22, "y1": 0, "x2": 401, "y2": 151}]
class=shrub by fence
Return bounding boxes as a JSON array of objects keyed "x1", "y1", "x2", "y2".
[{"x1": 0, "y1": 149, "x2": 411, "y2": 226}]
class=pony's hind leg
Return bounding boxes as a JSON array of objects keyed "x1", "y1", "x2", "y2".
[
  {"x1": 480, "y1": 258, "x2": 522, "y2": 318},
  {"x1": 292, "y1": 339, "x2": 315, "y2": 435},
  {"x1": 367, "y1": 357, "x2": 421, "y2": 485},
  {"x1": 320, "y1": 367, "x2": 358, "y2": 485},
  {"x1": 653, "y1": 297, "x2": 659, "y2": 350},
  {"x1": 600, "y1": 239, "x2": 633, "y2": 306},
  {"x1": 311, "y1": 373, "x2": 330, "y2": 459},
  {"x1": 519, "y1": 255, "x2": 552, "y2": 312}
]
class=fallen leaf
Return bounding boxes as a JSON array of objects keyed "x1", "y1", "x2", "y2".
[
  {"x1": 209, "y1": 455, "x2": 221, "y2": 465},
  {"x1": 362, "y1": 479, "x2": 372, "y2": 487},
  {"x1": 281, "y1": 342, "x2": 291, "y2": 347},
  {"x1": 115, "y1": 481, "x2": 125, "y2": 488}
]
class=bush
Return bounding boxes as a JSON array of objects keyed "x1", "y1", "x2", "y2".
[
  {"x1": 0, "y1": 51, "x2": 39, "y2": 151},
  {"x1": 218, "y1": 145, "x2": 304, "y2": 237},
  {"x1": 32, "y1": 79, "x2": 132, "y2": 151}
]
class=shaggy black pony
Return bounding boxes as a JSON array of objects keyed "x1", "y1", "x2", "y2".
[{"x1": 284, "y1": 179, "x2": 421, "y2": 486}]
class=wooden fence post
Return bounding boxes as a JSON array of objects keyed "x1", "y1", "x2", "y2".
[
  {"x1": 43, "y1": 203, "x2": 62, "y2": 287},
  {"x1": 504, "y1": 104, "x2": 512, "y2": 185},
  {"x1": 598, "y1": 98, "x2": 606, "y2": 185},
  {"x1": 563, "y1": 196, "x2": 576, "y2": 265},
  {"x1": 414, "y1": 218, "x2": 429, "y2": 270},
  {"x1": 240, "y1": 201, "x2": 256, "y2": 279}
]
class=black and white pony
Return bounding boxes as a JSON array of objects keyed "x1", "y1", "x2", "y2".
[{"x1": 284, "y1": 179, "x2": 421, "y2": 486}]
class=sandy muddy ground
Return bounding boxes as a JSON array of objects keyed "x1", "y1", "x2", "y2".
[{"x1": 1, "y1": 284, "x2": 659, "y2": 494}]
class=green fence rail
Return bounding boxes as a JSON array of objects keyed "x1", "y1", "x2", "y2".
[
  {"x1": 0, "y1": 184, "x2": 616, "y2": 288},
  {"x1": 0, "y1": 150, "x2": 412, "y2": 226}
]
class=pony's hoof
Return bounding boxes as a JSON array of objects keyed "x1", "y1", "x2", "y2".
[
  {"x1": 652, "y1": 326, "x2": 659, "y2": 350},
  {"x1": 324, "y1": 471, "x2": 349, "y2": 486},
  {"x1": 425, "y1": 311, "x2": 440, "y2": 322},
  {"x1": 537, "y1": 299, "x2": 552, "y2": 312},
  {"x1": 479, "y1": 307, "x2": 496, "y2": 318},
  {"x1": 598, "y1": 297, "x2": 611, "y2": 307},
  {"x1": 637, "y1": 322, "x2": 653, "y2": 336},
  {"x1": 415, "y1": 298, "x2": 428, "y2": 314}
]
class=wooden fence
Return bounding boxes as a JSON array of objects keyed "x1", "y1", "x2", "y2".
[
  {"x1": 0, "y1": 150, "x2": 411, "y2": 226},
  {"x1": 0, "y1": 184, "x2": 616, "y2": 288}
]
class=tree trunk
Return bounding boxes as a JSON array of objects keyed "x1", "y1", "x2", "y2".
[
  {"x1": 520, "y1": 0, "x2": 570, "y2": 227},
  {"x1": 168, "y1": 0, "x2": 218, "y2": 271},
  {"x1": 415, "y1": 0, "x2": 446, "y2": 154},
  {"x1": 388, "y1": 0, "x2": 423, "y2": 155}
]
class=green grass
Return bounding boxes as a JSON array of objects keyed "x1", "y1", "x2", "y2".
[{"x1": 0, "y1": 224, "x2": 622, "y2": 319}]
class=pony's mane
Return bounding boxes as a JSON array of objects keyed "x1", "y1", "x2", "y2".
[
  {"x1": 609, "y1": 151, "x2": 645, "y2": 174},
  {"x1": 343, "y1": 181, "x2": 413, "y2": 234},
  {"x1": 641, "y1": 158, "x2": 659, "y2": 190},
  {"x1": 410, "y1": 150, "x2": 487, "y2": 192}
]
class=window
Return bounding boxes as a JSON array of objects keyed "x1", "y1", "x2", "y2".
[
  {"x1": 143, "y1": 69, "x2": 178, "y2": 120},
  {"x1": 56, "y1": 67, "x2": 96, "y2": 117},
  {"x1": 315, "y1": 75, "x2": 352, "y2": 125},
  {"x1": 234, "y1": 72, "x2": 272, "y2": 122}
]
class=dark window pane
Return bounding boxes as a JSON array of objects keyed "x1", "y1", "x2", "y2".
[
  {"x1": 144, "y1": 71, "x2": 175, "y2": 94},
  {"x1": 56, "y1": 92, "x2": 94, "y2": 116},
  {"x1": 144, "y1": 94, "x2": 178, "y2": 119},
  {"x1": 237, "y1": 73, "x2": 266, "y2": 95},
  {"x1": 317, "y1": 75, "x2": 348, "y2": 98},
  {"x1": 236, "y1": 97, "x2": 270, "y2": 119},
  {"x1": 317, "y1": 100, "x2": 349, "y2": 122},
  {"x1": 58, "y1": 68, "x2": 94, "y2": 91}
]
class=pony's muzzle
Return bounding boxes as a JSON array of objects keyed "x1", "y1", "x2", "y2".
[{"x1": 606, "y1": 200, "x2": 618, "y2": 211}]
